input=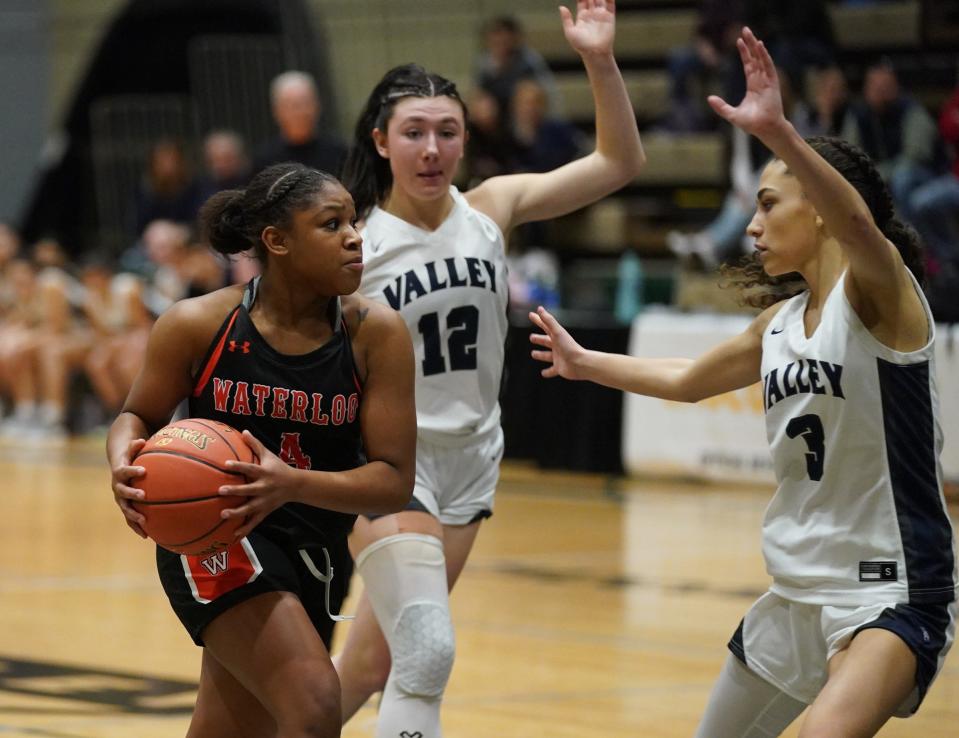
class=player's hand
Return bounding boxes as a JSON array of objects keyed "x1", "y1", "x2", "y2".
[
  {"x1": 707, "y1": 27, "x2": 789, "y2": 142},
  {"x1": 218, "y1": 430, "x2": 294, "y2": 538},
  {"x1": 110, "y1": 437, "x2": 148, "y2": 537},
  {"x1": 561, "y1": 0, "x2": 616, "y2": 58},
  {"x1": 529, "y1": 306, "x2": 588, "y2": 379}
]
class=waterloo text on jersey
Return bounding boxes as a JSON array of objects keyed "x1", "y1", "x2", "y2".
[
  {"x1": 762, "y1": 359, "x2": 845, "y2": 411},
  {"x1": 382, "y1": 256, "x2": 497, "y2": 309},
  {"x1": 211, "y1": 378, "x2": 359, "y2": 426}
]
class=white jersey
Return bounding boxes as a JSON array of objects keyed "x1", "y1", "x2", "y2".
[
  {"x1": 359, "y1": 186, "x2": 509, "y2": 447},
  {"x1": 760, "y1": 271, "x2": 957, "y2": 606}
]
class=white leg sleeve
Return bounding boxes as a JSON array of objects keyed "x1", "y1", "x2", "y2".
[
  {"x1": 693, "y1": 655, "x2": 807, "y2": 738},
  {"x1": 355, "y1": 533, "x2": 454, "y2": 738}
]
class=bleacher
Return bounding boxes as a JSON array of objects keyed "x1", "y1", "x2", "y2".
[
  {"x1": 33, "y1": 0, "x2": 959, "y2": 295},
  {"x1": 496, "y1": 0, "x2": 958, "y2": 312}
]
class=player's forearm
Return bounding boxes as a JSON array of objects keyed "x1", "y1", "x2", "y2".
[
  {"x1": 582, "y1": 52, "x2": 646, "y2": 182},
  {"x1": 294, "y1": 461, "x2": 414, "y2": 516},
  {"x1": 106, "y1": 411, "x2": 150, "y2": 465},
  {"x1": 576, "y1": 350, "x2": 695, "y2": 401}
]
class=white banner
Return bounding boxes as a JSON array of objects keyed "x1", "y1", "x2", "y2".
[{"x1": 622, "y1": 310, "x2": 959, "y2": 483}]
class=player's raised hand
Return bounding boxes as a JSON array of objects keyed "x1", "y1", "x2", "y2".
[
  {"x1": 529, "y1": 306, "x2": 588, "y2": 380},
  {"x1": 561, "y1": 0, "x2": 616, "y2": 58},
  {"x1": 707, "y1": 27, "x2": 787, "y2": 142}
]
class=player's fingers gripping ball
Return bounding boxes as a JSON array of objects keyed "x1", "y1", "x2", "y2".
[{"x1": 131, "y1": 419, "x2": 256, "y2": 556}]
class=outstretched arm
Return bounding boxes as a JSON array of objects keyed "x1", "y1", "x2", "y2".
[
  {"x1": 707, "y1": 28, "x2": 905, "y2": 298},
  {"x1": 467, "y1": 0, "x2": 646, "y2": 232},
  {"x1": 529, "y1": 305, "x2": 777, "y2": 402}
]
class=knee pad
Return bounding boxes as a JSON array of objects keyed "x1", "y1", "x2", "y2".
[
  {"x1": 356, "y1": 533, "x2": 456, "y2": 698},
  {"x1": 392, "y1": 601, "x2": 455, "y2": 697}
]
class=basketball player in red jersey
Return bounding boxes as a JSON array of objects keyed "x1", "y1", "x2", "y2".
[{"x1": 107, "y1": 163, "x2": 416, "y2": 737}]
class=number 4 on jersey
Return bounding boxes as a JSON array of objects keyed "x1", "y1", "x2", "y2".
[{"x1": 279, "y1": 432, "x2": 312, "y2": 469}]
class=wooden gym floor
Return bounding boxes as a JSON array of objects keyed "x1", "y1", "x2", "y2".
[{"x1": 0, "y1": 437, "x2": 956, "y2": 737}]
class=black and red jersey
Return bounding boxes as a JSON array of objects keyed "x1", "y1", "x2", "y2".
[{"x1": 189, "y1": 279, "x2": 364, "y2": 542}]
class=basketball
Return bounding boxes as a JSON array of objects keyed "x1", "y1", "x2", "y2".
[{"x1": 131, "y1": 419, "x2": 255, "y2": 556}]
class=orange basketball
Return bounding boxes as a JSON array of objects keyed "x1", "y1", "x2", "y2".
[{"x1": 131, "y1": 419, "x2": 256, "y2": 556}]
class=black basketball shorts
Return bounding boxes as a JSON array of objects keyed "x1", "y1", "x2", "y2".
[{"x1": 156, "y1": 528, "x2": 352, "y2": 648}]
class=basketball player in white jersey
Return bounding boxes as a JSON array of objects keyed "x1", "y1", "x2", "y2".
[
  {"x1": 530, "y1": 27, "x2": 956, "y2": 738},
  {"x1": 331, "y1": 2, "x2": 646, "y2": 736}
]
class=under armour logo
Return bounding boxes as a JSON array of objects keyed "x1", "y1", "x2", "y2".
[
  {"x1": 399, "y1": 732, "x2": 423, "y2": 738},
  {"x1": 228, "y1": 340, "x2": 251, "y2": 353}
]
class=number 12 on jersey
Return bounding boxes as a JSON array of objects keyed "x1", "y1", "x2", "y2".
[{"x1": 417, "y1": 305, "x2": 479, "y2": 376}]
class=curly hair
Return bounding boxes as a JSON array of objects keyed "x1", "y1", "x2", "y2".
[{"x1": 722, "y1": 136, "x2": 925, "y2": 309}]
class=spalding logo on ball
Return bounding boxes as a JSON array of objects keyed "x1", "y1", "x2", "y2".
[{"x1": 131, "y1": 419, "x2": 256, "y2": 556}]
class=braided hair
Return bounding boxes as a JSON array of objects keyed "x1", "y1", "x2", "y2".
[
  {"x1": 342, "y1": 64, "x2": 468, "y2": 219},
  {"x1": 722, "y1": 136, "x2": 925, "y2": 309},
  {"x1": 198, "y1": 162, "x2": 339, "y2": 262}
]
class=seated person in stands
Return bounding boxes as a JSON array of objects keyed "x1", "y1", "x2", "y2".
[
  {"x1": 511, "y1": 79, "x2": 583, "y2": 174},
  {"x1": 254, "y1": 70, "x2": 347, "y2": 176},
  {"x1": 906, "y1": 83, "x2": 959, "y2": 281},
  {"x1": 134, "y1": 138, "x2": 202, "y2": 236},
  {"x1": 663, "y1": 0, "x2": 745, "y2": 133},
  {"x1": 842, "y1": 58, "x2": 943, "y2": 218},
  {"x1": 198, "y1": 129, "x2": 250, "y2": 203},
  {"x1": 460, "y1": 89, "x2": 516, "y2": 188},
  {"x1": 474, "y1": 15, "x2": 560, "y2": 132}
]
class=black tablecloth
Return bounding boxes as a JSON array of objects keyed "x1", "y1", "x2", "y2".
[{"x1": 500, "y1": 313, "x2": 630, "y2": 474}]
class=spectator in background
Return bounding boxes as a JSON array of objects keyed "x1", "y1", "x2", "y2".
[
  {"x1": 842, "y1": 59, "x2": 942, "y2": 216},
  {"x1": 461, "y1": 88, "x2": 515, "y2": 187},
  {"x1": 511, "y1": 78, "x2": 583, "y2": 174},
  {"x1": 254, "y1": 70, "x2": 347, "y2": 176},
  {"x1": 119, "y1": 219, "x2": 192, "y2": 314},
  {"x1": 134, "y1": 138, "x2": 202, "y2": 236},
  {"x1": 795, "y1": 65, "x2": 849, "y2": 137},
  {"x1": 84, "y1": 271, "x2": 154, "y2": 423},
  {"x1": 198, "y1": 130, "x2": 259, "y2": 286},
  {"x1": 198, "y1": 129, "x2": 250, "y2": 202},
  {"x1": 663, "y1": 0, "x2": 745, "y2": 133},
  {"x1": 0, "y1": 223, "x2": 21, "y2": 275},
  {"x1": 0, "y1": 243, "x2": 91, "y2": 441},
  {"x1": 743, "y1": 0, "x2": 836, "y2": 94},
  {"x1": 0, "y1": 259, "x2": 41, "y2": 436},
  {"x1": 907, "y1": 85, "x2": 959, "y2": 278},
  {"x1": 0, "y1": 223, "x2": 28, "y2": 423},
  {"x1": 510, "y1": 78, "x2": 584, "y2": 249},
  {"x1": 474, "y1": 15, "x2": 560, "y2": 132},
  {"x1": 0, "y1": 222, "x2": 23, "y2": 319},
  {"x1": 668, "y1": 68, "x2": 810, "y2": 268}
]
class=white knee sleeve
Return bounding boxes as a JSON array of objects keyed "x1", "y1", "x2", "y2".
[{"x1": 356, "y1": 533, "x2": 455, "y2": 698}]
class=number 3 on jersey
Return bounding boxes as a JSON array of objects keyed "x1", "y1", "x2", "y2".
[
  {"x1": 417, "y1": 305, "x2": 479, "y2": 376},
  {"x1": 786, "y1": 414, "x2": 825, "y2": 481}
]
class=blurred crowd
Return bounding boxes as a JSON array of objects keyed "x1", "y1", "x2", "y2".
[
  {"x1": 662, "y1": 0, "x2": 959, "y2": 287},
  {"x1": 2, "y1": 0, "x2": 957, "y2": 441}
]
